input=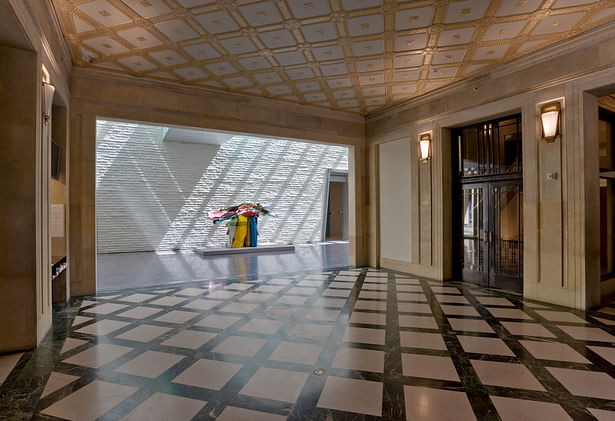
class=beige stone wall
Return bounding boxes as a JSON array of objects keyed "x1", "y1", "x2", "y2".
[
  {"x1": 0, "y1": 45, "x2": 39, "y2": 352},
  {"x1": 0, "y1": 0, "x2": 72, "y2": 352},
  {"x1": 367, "y1": 23, "x2": 615, "y2": 310}
]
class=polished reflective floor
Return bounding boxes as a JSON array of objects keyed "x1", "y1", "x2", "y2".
[
  {"x1": 2, "y1": 269, "x2": 615, "y2": 420},
  {"x1": 97, "y1": 242, "x2": 350, "y2": 291}
]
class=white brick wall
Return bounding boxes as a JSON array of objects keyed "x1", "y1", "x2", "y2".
[{"x1": 96, "y1": 120, "x2": 348, "y2": 253}]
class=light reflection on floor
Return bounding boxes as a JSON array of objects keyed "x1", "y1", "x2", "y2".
[{"x1": 97, "y1": 242, "x2": 349, "y2": 291}]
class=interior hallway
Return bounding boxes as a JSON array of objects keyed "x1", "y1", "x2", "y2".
[{"x1": 1, "y1": 268, "x2": 615, "y2": 420}]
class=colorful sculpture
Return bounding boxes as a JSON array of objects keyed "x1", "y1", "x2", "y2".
[{"x1": 208, "y1": 203, "x2": 274, "y2": 248}]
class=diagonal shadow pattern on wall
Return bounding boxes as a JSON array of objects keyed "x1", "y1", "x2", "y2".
[{"x1": 95, "y1": 120, "x2": 348, "y2": 253}]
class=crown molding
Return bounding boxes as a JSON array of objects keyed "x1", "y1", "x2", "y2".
[
  {"x1": 71, "y1": 67, "x2": 365, "y2": 123},
  {"x1": 7, "y1": 0, "x2": 73, "y2": 97}
]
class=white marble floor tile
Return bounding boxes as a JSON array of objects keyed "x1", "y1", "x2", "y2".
[
  {"x1": 40, "y1": 380, "x2": 137, "y2": 421},
  {"x1": 63, "y1": 344, "x2": 133, "y2": 368},
  {"x1": 317, "y1": 376, "x2": 382, "y2": 417},
  {"x1": 0, "y1": 352, "x2": 22, "y2": 385},
  {"x1": 122, "y1": 392, "x2": 206, "y2": 421},
  {"x1": 239, "y1": 367, "x2": 308, "y2": 403},
  {"x1": 404, "y1": 386, "x2": 475, "y2": 421},
  {"x1": 161, "y1": 330, "x2": 217, "y2": 350},
  {"x1": 115, "y1": 350, "x2": 184, "y2": 378},
  {"x1": 172, "y1": 359, "x2": 242, "y2": 390},
  {"x1": 41, "y1": 372, "x2": 80, "y2": 398}
]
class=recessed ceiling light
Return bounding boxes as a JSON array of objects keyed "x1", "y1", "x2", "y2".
[
  {"x1": 408, "y1": 16, "x2": 418, "y2": 23},
  {"x1": 98, "y1": 10, "x2": 111, "y2": 17},
  {"x1": 461, "y1": 8, "x2": 471, "y2": 14},
  {"x1": 499, "y1": 29, "x2": 508, "y2": 35},
  {"x1": 304, "y1": 2, "x2": 314, "y2": 9}
]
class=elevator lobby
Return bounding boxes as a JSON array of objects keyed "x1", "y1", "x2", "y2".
[{"x1": 3, "y1": 0, "x2": 615, "y2": 419}]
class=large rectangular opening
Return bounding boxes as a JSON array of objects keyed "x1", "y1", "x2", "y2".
[{"x1": 95, "y1": 119, "x2": 349, "y2": 290}]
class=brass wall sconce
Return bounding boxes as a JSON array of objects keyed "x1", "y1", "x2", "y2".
[
  {"x1": 419, "y1": 133, "x2": 431, "y2": 162},
  {"x1": 540, "y1": 102, "x2": 561, "y2": 142}
]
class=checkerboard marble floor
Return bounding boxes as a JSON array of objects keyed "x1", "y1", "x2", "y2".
[{"x1": 2, "y1": 269, "x2": 615, "y2": 420}]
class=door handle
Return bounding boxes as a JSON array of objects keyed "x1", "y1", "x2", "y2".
[{"x1": 489, "y1": 231, "x2": 493, "y2": 243}]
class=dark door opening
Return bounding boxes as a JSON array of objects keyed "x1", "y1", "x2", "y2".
[
  {"x1": 324, "y1": 171, "x2": 348, "y2": 241},
  {"x1": 453, "y1": 115, "x2": 524, "y2": 291},
  {"x1": 599, "y1": 107, "x2": 615, "y2": 283}
]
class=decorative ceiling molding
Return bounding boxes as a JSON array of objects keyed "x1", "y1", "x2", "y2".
[
  {"x1": 52, "y1": 0, "x2": 615, "y2": 115},
  {"x1": 370, "y1": 16, "x2": 615, "y2": 120}
]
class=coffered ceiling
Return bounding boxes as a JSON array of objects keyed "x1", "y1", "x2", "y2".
[{"x1": 52, "y1": 0, "x2": 615, "y2": 114}]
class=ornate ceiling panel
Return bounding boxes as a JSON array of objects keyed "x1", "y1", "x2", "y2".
[{"x1": 52, "y1": 0, "x2": 615, "y2": 114}]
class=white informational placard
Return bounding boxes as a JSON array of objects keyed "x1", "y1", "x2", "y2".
[{"x1": 51, "y1": 204, "x2": 64, "y2": 238}]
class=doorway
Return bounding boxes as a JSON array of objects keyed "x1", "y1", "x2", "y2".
[
  {"x1": 324, "y1": 170, "x2": 348, "y2": 241},
  {"x1": 453, "y1": 115, "x2": 523, "y2": 291},
  {"x1": 599, "y1": 104, "x2": 615, "y2": 291}
]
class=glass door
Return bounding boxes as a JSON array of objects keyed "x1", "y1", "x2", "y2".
[
  {"x1": 489, "y1": 181, "x2": 523, "y2": 290},
  {"x1": 458, "y1": 180, "x2": 523, "y2": 290},
  {"x1": 460, "y1": 183, "x2": 488, "y2": 285}
]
